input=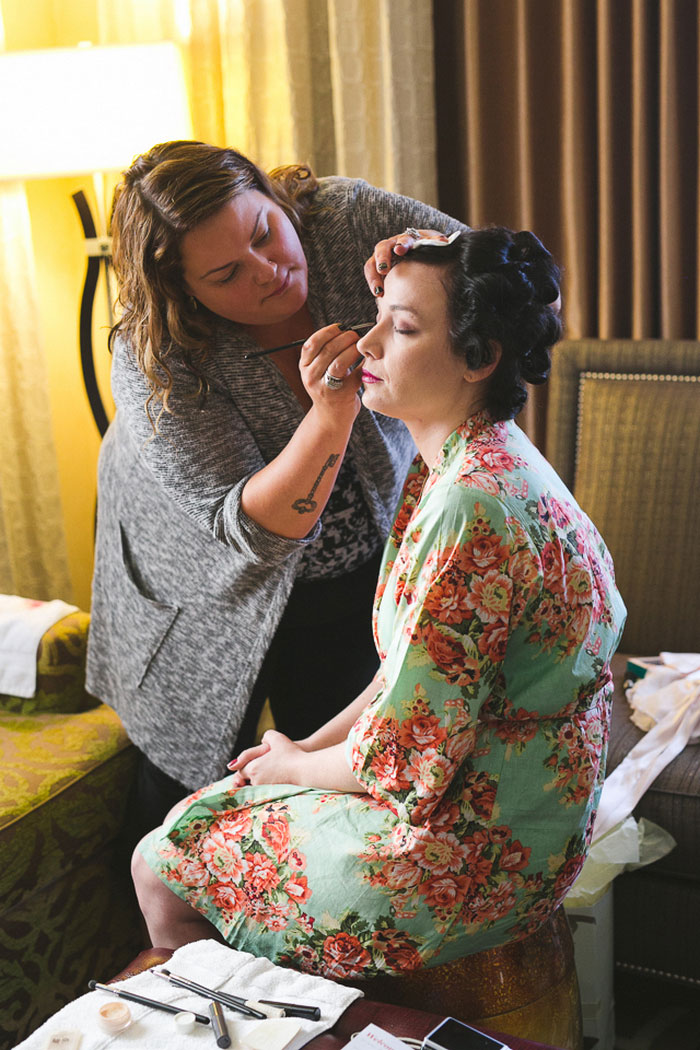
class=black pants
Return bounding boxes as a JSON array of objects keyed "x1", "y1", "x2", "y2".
[{"x1": 120, "y1": 553, "x2": 381, "y2": 858}]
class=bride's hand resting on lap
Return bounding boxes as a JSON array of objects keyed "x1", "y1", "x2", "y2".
[{"x1": 227, "y1": 730, "x2": 307, "y2": 788}]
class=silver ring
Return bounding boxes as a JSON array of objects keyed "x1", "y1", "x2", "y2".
[
  {"x1": 404, "y1": 227, "x2": 421, "y2": 239},
  {"x1": 324, "y1": 371, "x2": 344, "y2": 389}
]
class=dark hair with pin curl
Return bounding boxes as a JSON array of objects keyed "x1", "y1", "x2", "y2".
[{"x1": 400, "y1": 227, "x2": 562, "y2": 420}]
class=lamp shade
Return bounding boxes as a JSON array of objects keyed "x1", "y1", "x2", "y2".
[{"x1": 0, "y1": 42, "x2": 193, "y2": 180}]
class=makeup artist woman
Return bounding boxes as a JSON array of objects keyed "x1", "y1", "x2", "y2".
[{"x1": 86, "y1": 140, "x2": 466, "y2": 840}]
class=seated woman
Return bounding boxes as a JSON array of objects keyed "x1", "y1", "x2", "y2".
[{"x1": 132, "y1": 227, "x2": 626, "y2": 978}]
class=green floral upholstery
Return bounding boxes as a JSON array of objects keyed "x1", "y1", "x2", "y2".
[
  {"x1": 0, "y1": 609, "x2": 142, "y2": 1049},
  {"x1": 0, "y1": 610, "x2": 98, "y2": 715}
]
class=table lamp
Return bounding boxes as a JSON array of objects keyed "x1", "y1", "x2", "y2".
[{"x1": 0, "y1": 42, "x2": 193, "y2": 435}]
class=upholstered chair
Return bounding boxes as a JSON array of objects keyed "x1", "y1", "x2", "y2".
[{"x1": 546, "y1": 339, "x2": 700, "y2": 985}]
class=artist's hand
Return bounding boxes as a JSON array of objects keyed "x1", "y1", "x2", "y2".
[
  {"x1": 227, "y1": 730, "x2": 305, "y2": 787},
  {"x1": 300, "y1": 324, "x2": 363, "y2": 416},
  {"x1": 364, "y1": 228, "x2": 448, "y2": 297}
]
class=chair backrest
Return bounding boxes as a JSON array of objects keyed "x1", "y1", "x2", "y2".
[{"x1": 546, "y1": 339, "x2": 700, "y2": 656}]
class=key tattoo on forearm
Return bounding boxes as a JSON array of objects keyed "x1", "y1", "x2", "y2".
[{"x1": 291, "y1": 454, "x2": 340, "y2": 513}]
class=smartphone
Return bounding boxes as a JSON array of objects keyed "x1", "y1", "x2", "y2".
[{"x1": 422, "y1": 1017, "x2": 510, "y2": 1050}]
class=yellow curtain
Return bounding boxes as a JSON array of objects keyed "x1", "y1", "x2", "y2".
[
  {"x1": 433, "y1": 0, "x2": 700, "y2": 444},
  {"x1": 98, "y1": 0, "x2": 438, "y2": 201},
  {"x1": 0, "y1": 0, "x2": 439, "y2": 604},
  {"x1": 0, "y1": 9, "x2": 73, "y2": 600}
]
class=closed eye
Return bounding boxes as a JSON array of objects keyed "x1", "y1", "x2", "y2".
[
  {"x1": 216, "y1": 266, "x2": 239, "y2": 284},
  {"x1": 215, "y1": 228, "x2": 271, "y2": 283}
]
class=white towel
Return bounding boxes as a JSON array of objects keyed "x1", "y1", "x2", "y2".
[
  {"x1": 592, "y1": 652, "x2": 700, "y2": 843},
  {"x1": 15, "y1": 940, "x2": 364, "y2": 1050},
  {"x1": 0, "y1": 595, "x2": 78, "y2": 698}
]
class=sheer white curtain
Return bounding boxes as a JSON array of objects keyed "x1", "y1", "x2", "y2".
[{"x1": 0, "y1": 10, "x2": 73, "y2": 600}]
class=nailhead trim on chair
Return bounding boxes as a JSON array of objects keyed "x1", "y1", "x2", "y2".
[
  {"x1": 575, "y1": 370, "x2": 699, "y2": 475},
  {"x1": 615, "y1": 960, "x2": 700, "y2": 988}
]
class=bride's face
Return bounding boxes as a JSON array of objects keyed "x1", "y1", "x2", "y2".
[{"x1": 356, "y1": 262, "x2": 470, "y2": 427}]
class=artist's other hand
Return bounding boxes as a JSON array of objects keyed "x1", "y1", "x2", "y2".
[
  {"x1": 228, "y1": 730, "x2": 304, "y2": 787},
  {"x1": 300, "y1": 324, "x2": 363, "y2": 416},
  {"x1": 365, "y1": 228, "x2": 448, "y2": 297}
]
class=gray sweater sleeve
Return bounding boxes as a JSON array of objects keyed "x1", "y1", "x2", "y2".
[{"x1": 111, "y1": 339, "x2": 320, "y2": 562}]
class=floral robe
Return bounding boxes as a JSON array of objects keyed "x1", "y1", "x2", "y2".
[{"x1": 139, "y1": 411, "x2": 626, "y2": 979}]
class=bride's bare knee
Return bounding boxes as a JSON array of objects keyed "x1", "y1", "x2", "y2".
[{"x1": 131, "y1": 845, "x2": 164, "y2": 903}]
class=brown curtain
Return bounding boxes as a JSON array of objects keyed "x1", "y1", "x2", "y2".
[{"x1": 433, "y1": 0, "x2": 699, "y2": 446}]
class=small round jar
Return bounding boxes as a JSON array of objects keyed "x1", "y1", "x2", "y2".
[
  {"x1": 97, "y1": 1000, "x2": 132, "y2": 1033},
  {"x1": 174, "y1": 1011, "x2": 196, "y2": 1033}
]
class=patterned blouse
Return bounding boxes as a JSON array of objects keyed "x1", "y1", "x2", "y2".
[{"x1": 140, "y1": 411, "x2": 626, "y2": 976}]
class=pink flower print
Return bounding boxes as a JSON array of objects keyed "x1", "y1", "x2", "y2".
[
  {"x1": 411, "y1": 828, "x2": 467, "y2": 875},
  {"x1": 398, "y1": 713, "x2": 448, "y2": 750},
  {"x1": 422, "y1": 576, "x2": 473, "y2": 625},
  {"x1": 459, "y1": 470, "x2": 501, "y2": 496},
  {"x1": 457, "y1": 533, "x2": 510, "y2": 575},
  {"x1": 292, "y1": 943, "x2": 320, "y2": 973},
  {"x1": 201, "y1": 830, "x2": 246, "y2": 883},
  {"x1": 284, "y1": 874, "x2": 312, "y2": 904},
  {"x1": 379, "y1": 857, "x2": 423, "y2": 890},
  {"x1": 564, "y1": 556, "x2": 594, "y2": 605},
  {"x1": 538, "y1": 494, "x2": 570, "y2": 528},
  {"x1": 418, "y1": 873, "x2": 470, "y2": 913},
  {"x1": 262, "y1": 815, "x2": 291, "y2": 862},
  {"x1": 499, "y1": 839, "x2": 531, "y2": 872},
  {"x1": 420, "y1": 620, "x2": 481, "y2": 686},
  {"x1": 262, "y1": 901, "x2": 291, "y2": 931},
  {"x1": 218, "y1": 808, "x2": 253, "y2": 841},
  {"x1": 465, "y1": 570, "x2": 512, "y2": 624},
  {"x1": 406, "y1": 748, "x2": 454, "y2": 797},
  {"x1": 206, "y1": 881, "x2": 247, "y2": 918},
  {"x1": 481, "y1": 449, "x2": 516, "y2": 473},
  {"x1": 371, "y1": 929, "x2": 424, "y2": 971},
  {"x1": 541, "y1": 541, "x2": 566, "y2": 594},
  {"x1": 246, "y1": 851, "x2": 281, "y2": 894},
  {"x1": 370, "y1": 746, "x2": 411, "y2": 791},
  {"x1": 477, "y1": 620, "x2": 509, "y2": 661},
  {"x1": 177, "y1": 857, "x2": 210, "y2": 887},
  {"x1": 322, "y1": 933, "x2": 372, "y2": 979}
]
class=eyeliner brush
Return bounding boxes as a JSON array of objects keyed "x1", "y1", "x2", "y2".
[
  {"x1": 88, "y1": 980, "x2": 210, "y2": 1025},
  {"x1": 154, "y1": 969, "x2": 268, "y2": 1020},
  {"x1": 242, "y1": 321, "x2": 374, "y2": 359}
]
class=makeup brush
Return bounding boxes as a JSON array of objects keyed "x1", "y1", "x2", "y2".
[
  {"x1": 242, "y1": 321, "x2": 373, "y2": 359},
  {"x1": 88, "y1": 980, "x2": 210, "y2": 1025}
]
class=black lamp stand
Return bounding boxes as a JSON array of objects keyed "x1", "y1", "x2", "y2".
[{"x1": 71, "y1": 189, "x2": 111, "y2": 437}]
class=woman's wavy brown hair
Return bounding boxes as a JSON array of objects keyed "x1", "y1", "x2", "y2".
[{"x1": 109, "y1": 140, "x2": 319, "y2": 425}]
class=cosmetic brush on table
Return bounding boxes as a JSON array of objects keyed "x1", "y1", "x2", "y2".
[
  {"x1": 154, "y1": 968, "x2": 321, "y2": 1020},
  {"x1": 88, "y1": 979, "x2": 210, "y2": 1024},
  {"x1": 154, "y1": 969, "x2": 273, "y2": 1019}
]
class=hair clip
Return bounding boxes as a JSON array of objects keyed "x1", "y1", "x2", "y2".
[{"x1": 409, "y1": 230, "x2": 462, "y2": 249}]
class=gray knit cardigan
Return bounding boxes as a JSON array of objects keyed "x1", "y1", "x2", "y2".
[{"x1": 86, "y1": 177, "x2": 466, "y2": 788}]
